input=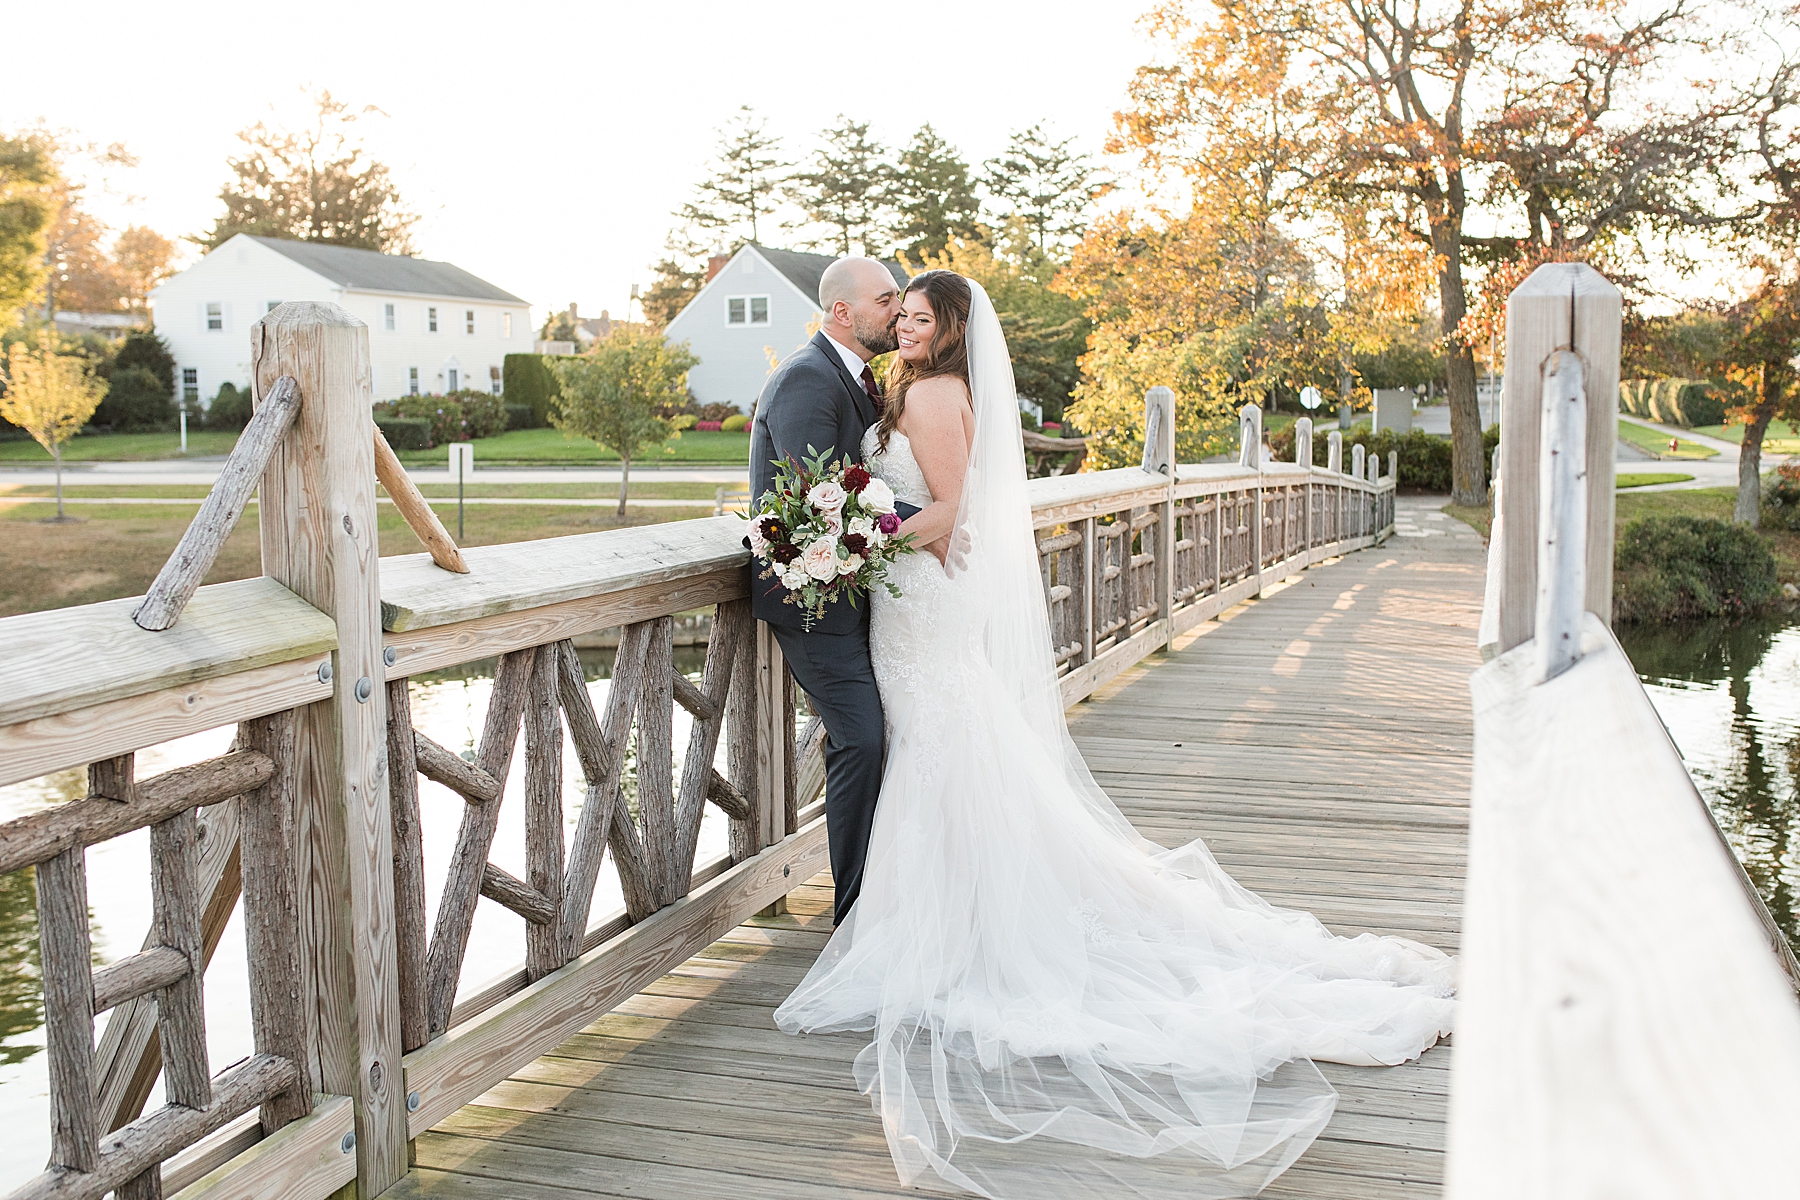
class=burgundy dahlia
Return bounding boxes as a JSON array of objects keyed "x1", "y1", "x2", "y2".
[
  {"x1": 843, "y1": 533, "x2": 870, "y2": 556},
  {"x1": 843, "y1": 464, "x2": 871, "y2": 492}
]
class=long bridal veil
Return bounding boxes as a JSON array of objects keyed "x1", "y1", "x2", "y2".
[{"x1": 774, "y1": 279, "x2": 1455, "y2": 1199}]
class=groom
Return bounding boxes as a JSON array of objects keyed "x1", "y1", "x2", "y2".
[{"x1": 748, "y1": 256, "x2": 907, "y2": 925}]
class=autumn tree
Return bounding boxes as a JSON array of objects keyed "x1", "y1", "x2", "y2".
[
  {"x1": 198, "y1": 89, "x2": 418, "y2": 254},
  {"x1": 984, "y1": 125, "x2": 1108, "y2": 252},
  {"x1": 787, "y1": 116, "x2": 893, "y2": 257},
  {"x1": 0, "y1": 333, "x2": 106, "y2": 519},
  {"x1": 0, "y1": 134, "x2": 59, "y2": 328},
  {"x1": 549, "y1": 330, "x2": 700, "y2": 514},
  {"x1": 890, "y1": 125, "x2": 984, "y2": 259},
  {"x1": 1710, "y1": 266, "x2": 1800, "y2": 524},
  {"x1": 1120, "y1": 0, "x2": 1735, "y2": 505},
  {"x1": 112, "y1": 226, "x2": 178, "y2": 310}
]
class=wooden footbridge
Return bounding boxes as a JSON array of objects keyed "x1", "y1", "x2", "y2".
[{"x1": 2, "y1": 267, "x2": 1797, "y2": 1200}]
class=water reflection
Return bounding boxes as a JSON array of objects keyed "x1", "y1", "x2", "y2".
[
  {"x1": 0, "y1": 870, "x2": 40, "y2": 1067},
  {"x1": 1618, "y1": 615, "x2": 1800, "y2": 948}
]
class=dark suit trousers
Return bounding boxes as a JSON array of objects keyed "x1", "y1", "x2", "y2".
[{"x1": 772, "y1": 622, "x2": 884, "y2": 925}]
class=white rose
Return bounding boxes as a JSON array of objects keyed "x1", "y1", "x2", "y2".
[
  {"x1": 838, "y1": 553, "x2": 865, "y2": 577},
  {"x1": 802, "y1": 537, "x2": 840, "y2": 581},
  {"x1": 859, "y1": 476, "x2": 896, "y2": 514},
  {"x1": 807, "y1": 480, "x2": 847, "y2": 513},
  {"x1": 747, "y1": 515, "x2": 771, "y2": 557},
  {"x1": 779, "y1": 564, "x2": 809, "y2": 591}
]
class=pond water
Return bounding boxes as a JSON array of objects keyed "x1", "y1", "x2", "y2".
[
  {"x1": 0, "y1": 648, "x2": 717, "y2": 1188},
  {"x1": 1616, "y1": 615, "x2": 1800, "y2": 950}
]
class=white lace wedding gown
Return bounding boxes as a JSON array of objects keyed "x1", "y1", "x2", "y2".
[{"x1": 773, "y1": 309, "x2": 1455, "y2": 1200}]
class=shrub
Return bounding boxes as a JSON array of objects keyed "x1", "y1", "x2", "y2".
[
  {"x1": 721, "y1": 413, "x2": 748, "y2": 432},
  {"x1": 505, "y1": 403, "x2": 536, "y2": 431},
  {"x1": 448, "y1": 389, "x2": 508, "y2": 439},
  {"x1": 375, "y1": 417, "x2": 433, "y2": 452},
  {"x1": 1761, "y1": 462, "x2": 1800, "y2": 531},
  {"x1": 695, "y1": 420, "x2": 723, "y2": 431},
  {"x1": 113, "y1": 330, "x2": 176, "y2": 399},
  {"x1": 96, "y1": 366, "x2": 173, "y2": 431},
  {"x1": 696, "y1": 402, "x2": 738, "y2": 423},
  {"x1": 1266, "y1": 423, "x2": 1499, "y2": 491},
  {"x1": 503, "y1": 353, "x2": 564, "y2": 426},
  {"x1": 1614, "y1": 515, "x2": 1779, "y2": 623},
  {"x1": 207, "y1": 382, "x2": 254, "y2": 430},
  {"x1": 378, "y1": 396, "x2": 459, "y2": 447}
]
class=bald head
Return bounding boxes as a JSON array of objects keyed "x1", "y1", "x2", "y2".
[{"x1": 818, "y1": 256, "x2": 902, "y2": 359}]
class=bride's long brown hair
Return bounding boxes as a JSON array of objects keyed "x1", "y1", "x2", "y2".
[{"x1": 877, "y1": 270, "x2": 971, "y2": 453}]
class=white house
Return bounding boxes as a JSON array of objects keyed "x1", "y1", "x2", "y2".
[
  {"x1": 664, "y1": 245, "x2": 907, "y2": 410},
  {"x1": 150, "y1": 234, "x2": 531, "y2": 410}
]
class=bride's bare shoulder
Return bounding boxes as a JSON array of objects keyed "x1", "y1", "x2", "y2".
[{"x1": 903, "y1": 375, "x2": 972, "y2": 416}]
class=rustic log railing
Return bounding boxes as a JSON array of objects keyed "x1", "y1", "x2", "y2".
[
  {"x1": 1448, "y1": 264, "x2": 1800, "y2": 1197},
  {"x1": 0, "y1": 301, "x2": 1395, "y2": 1200}
]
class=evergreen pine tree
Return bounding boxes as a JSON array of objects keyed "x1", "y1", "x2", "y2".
[
  {"x1": 890, "y1": 125, "x2": 984, "y2": 260},
  {"x1": 786, "y1": 117, "x2": 894, "y2": 257},
  {"x1": 983, "y1": 125, "x2": 1108, "y2": 252}
]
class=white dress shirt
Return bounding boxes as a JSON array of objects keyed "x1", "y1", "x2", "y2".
[{"x1": 824, "y1": 332, "x2": 872, "y2": 388}]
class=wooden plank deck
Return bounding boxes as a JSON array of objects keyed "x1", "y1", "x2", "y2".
[{"x1": 391, "y1": 497, "x2": 1484, "y2": 1200}]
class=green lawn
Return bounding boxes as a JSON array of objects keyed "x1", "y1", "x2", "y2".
[
  {"x1": 1616, "y1": 418, "x2": 1719, "y2": 460},
  {"x1": 1693, "y1": 419, "x2": 1800, "y2": 455},
  {"x1": 1617, "y1": 473, "x2": 1695, "y2": 489},
  {"x1": 0, "y1": 430, "x2": 243, "y2": 461},
  {"x1": 394, "y1": 427, "x2": 753, "y2": 466}
]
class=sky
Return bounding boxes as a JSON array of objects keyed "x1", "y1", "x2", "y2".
[{"x1": 3, "y1": 1, "x2": 1162, "y2": 326}]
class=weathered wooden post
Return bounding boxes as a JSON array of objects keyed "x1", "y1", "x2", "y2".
[
  {"x1": 1352, "y1": 443, "x2": 1366, "y2": 480},
  {"x1": 1295, "y1": 418, "x2": 1313, "y2": 554},
  {"x1": 1327, "y1": 429, "x2": 1343, "y2": 474},
  {"x1": 1389, "y1": 450, "x2": 1399, "y2": 486},
  {"x1": 253, "y1": 302, "x2": 408, "y2": 1195},
  {"x1": 1144, "y1": 389, "x2": 1175, "y2": 641},
  {"x1": 1240, "y1": 405, "x2": 1264, "y2": 592},
  {"x1": 1495, "y1": 263, "x2": 1620, "y2": 652}
]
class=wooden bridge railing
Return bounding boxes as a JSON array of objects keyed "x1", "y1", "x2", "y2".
[
  {"x1": 1449, "y1": 264, "x2": 1800, "y2": 1197},
  {"x1": 0, "y1": 303, "x2": 1394, "y2": 1200}
]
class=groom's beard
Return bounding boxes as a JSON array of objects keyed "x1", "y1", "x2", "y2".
[{"x1": 854, "y1": 313, "x2": 899, "y2": 356}]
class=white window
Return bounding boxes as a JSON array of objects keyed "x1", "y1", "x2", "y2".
[
  {"x1": 490, "y1": 366, "x2": 502, "y2": 395},
  {"x1": 428, "y1": 306, "x2": 438, "y2": 333},
  {"x1": 502, "y1": 312, "x2": 513, "y2": 338},
  {"x1": 408, "y1": 367, "x2": 419, "y2": 396},
  {"x1": 182, "y1": 368, "x2": 199, "y2": 407},
  {"x1": 726, "y1": 295, "x2": 770, "y2": 326},
  {"x1": 465, "y1": 309, "x2": 475, "y2": 334},
  {"x1": 205, "y1": 302, "x2": 222, "y2": 331},
  {"x1": 384, "y1": 303, "x2": 396, "y2": 332}
]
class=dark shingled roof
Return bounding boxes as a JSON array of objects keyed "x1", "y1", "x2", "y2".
[
  {"x1": 751, "y1": 245, "x2": 908, "y2": 305},
  {"x1": 245, "y1": 235, "x2": 527, "y2": 304}
]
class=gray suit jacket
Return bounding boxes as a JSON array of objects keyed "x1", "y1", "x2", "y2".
[{"x1": 748, "y1": 331, "x2": 880, "y2": 633}]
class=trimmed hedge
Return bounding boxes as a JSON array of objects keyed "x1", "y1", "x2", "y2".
[
  {"x1": 1619, "y1": 379, "x2": 1723, "y2": 428},
  {"x1": 503, "y1": 353, "x2": 563, "y2": 427},
  {"x1": 376, "y1": 417, "x2": 433, "y2": 452},
  {"x1": 1267, "y1": 424, "x2": 1500, "y2": 492},
  {"x1": 722, "y1": 413, "x2": 748, "y2": 432},
  {"x1": 505, "y1": 403, "x2": 536, "y2": 431},
  {"x1": 1614, "y1": 515, "x2": 1778, "y2": 622}
]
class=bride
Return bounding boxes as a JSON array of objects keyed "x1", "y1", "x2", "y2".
[{"x1": 772, "y1": 271, "x2": 1455, "y2": 1199}]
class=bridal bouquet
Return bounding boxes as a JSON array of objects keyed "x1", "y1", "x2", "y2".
[{"x1": 749, "y1": 445, "x2": 914, "y2": 630}]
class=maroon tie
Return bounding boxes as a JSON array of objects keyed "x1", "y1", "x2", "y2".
[{"x1": 860, "y1": 364, "x2": 884, "y2": 414}]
